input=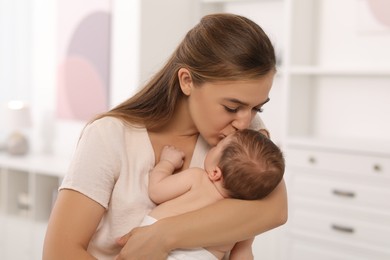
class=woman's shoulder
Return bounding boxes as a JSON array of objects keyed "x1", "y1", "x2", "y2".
[
  {"x1": 90, "y1": 117, "x2": 151, "y2": 147},
  {"x1": 88, "y1": 116, "x2": 145, "y2": 133},
  {"x1": 79, "y1": 117, "x2": 147, "y2": 146},
  {"x1": 90, "y1": 116, "x2": 123, "y2": 127}
]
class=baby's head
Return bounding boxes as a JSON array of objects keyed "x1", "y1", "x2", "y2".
[{"x1": 218, "y1": 129, "x2": 285, "y2": 200}]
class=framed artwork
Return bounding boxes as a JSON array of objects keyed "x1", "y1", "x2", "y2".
[
  {"x1": 357, "y1": 0, "x2": 390, "y2": 34},
  {"x1": 56, "y1": 0, "x2": 111, "y2": 121}
]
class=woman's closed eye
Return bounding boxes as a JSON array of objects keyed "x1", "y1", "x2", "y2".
[
  {"x1": 224, "y1": 105, "x2": 264, "y2": 113},
  {"x1": 224, "y1": 106, "x2": 239, "y2": 113}
]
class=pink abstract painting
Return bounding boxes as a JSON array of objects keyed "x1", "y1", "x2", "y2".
[
  {"x1": 366, "y1": 0, "x2": 390, "y2": 27},
  {"x1": 56, "y1": 0, "x2": 111, "y2": 121},
  {"x1": 358, "y1": 0, "x2": 390, "y2": 33}
]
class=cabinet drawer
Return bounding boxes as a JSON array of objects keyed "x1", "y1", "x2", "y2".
[
  {"x1": 290, "y1": 207, "x2": 390, "y2": 249},
  {"x1": 286, "y1": 149, "x2": 390, "y2": 178},
  {"x1": 290, "y1": 173, "x2": 390, "y2": 208},
  {"x1": 287, "y1": 236, "x2": 390, "y2": 260}
]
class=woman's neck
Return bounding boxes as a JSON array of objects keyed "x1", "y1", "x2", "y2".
[
  {"x1": 147, "y1": 99, "x2": 199, "y2": 168},
  {"x1": 150, "y1": 98, "x2": 198, "y2": 137}
]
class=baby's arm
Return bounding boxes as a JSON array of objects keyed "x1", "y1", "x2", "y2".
[
  {"x1": 149, "y1": 145, "x2": 185, "y2": 184},
  {"x1": 149, "y1": 145, "x2": 195, "y2": 204},
  {"x1": 229, "y1": 237, "x2": 255, "y2": 260}
]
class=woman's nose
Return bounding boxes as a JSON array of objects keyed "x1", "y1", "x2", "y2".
[{"x1": 231, "y1": 111, "x2": 252, "y2": 130}]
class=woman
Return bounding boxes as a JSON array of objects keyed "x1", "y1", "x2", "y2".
[{"x1": 43, "y1": 13, "x2": 287, "y2": 260}]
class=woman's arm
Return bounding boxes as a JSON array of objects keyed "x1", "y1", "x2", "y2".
[
  {"x1": 164, "y1": 179, "x2": 287, "y2": 247},
  {"x1": 43, "y1": 189, "x2": 105, "y2": 260},
  {"x1": 116, "y1": 178, "x2": 287, "y2": 259}
]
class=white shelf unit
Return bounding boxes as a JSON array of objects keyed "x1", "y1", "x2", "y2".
[
  {"x1": 281, "y1": 0, "x2": 390, "y2": 259},
  {"x1": 0, "y1": 153, "x2": 69, "y2": 260},
  {"x1": 283, "y1": 0, "x2": 390, "y2": 141},
  {"x1": 0, "y1": 153, "x2": 68, "y2": 221}
]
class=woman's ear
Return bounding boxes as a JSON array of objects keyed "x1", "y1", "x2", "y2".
[{"x1": 178, "y1": 68, "x2": 193, "y2": 96}]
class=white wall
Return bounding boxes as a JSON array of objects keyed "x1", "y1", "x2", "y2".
[
  {"x1": 109, "y1": 0, "x2": 141, "y2": 106},
  {"x1": 0, "y1": 0, "x2": 32, "y2": 103},
  {"x1": 0, "y1": 0, "x2": 33, "y2": 142},
  {"x1": 110, "y1": 0, "x2": 199, "y2": 107},
  {"x1": 319, "y1": 0, "x2": 390, "y2": 67}
]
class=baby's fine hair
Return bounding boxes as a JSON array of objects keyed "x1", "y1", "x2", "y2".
[{"x1": 219, "y1": 129, "x2": 285, "y2": 200}]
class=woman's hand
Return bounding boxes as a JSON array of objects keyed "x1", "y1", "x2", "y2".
[{"x1": 115, "y1": 224, "x2": 171, "y2": 260}]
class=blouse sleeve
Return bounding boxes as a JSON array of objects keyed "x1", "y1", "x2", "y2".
[{"x1": 60, "y1": 117, "x2": 124, "y2": 209}]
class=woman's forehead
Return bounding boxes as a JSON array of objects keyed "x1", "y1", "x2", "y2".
[
  {"x1": 204, "y1": 77, "x2": 272, "y2": 96},
  {"x1": 217, "y1": 88, "x2": 270, "y2": 107}
]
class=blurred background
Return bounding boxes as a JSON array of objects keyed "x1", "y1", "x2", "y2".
[{"x1": 0, "y1": 0, "x2": 389, "y2": 259}]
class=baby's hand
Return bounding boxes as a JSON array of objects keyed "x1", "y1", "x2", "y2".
[{"x1": 160, "y1": 145, "x2": 185, "y2": 169}]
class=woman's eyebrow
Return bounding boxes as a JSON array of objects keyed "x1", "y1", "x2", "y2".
[{"x1": 225, "y1": 97, "x2": 270, "y2": 106}]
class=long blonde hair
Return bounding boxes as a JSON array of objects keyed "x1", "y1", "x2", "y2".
[{"x1": 94, "y1": 13, "x2": 276, "y2": 130}]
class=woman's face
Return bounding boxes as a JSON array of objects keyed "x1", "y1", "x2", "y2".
[{"x1": 187, "y1": 71, "x2": 274, "y2": 146}]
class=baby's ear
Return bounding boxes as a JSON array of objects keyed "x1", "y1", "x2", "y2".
[{"x1": 208, "y1": 166, "x2": 223, "y2": 181}]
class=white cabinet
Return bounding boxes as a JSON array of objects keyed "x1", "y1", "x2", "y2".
[
  {"x1": 281, "y1": 0, "x2": 390, "y2": 259},
  {"x1": 0, "y1": 153, "x2": 68, "y2": 260},
  {"x1": 283, "y1": 140, "x2": 390, "y2": 259},
  {"x1": 110, "y1": 0, "x2": 200, "y2": 106}
]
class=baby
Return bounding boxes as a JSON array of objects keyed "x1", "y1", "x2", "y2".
[{"x1": 142, "y1": 129, "x2": 285, "y2": 259}]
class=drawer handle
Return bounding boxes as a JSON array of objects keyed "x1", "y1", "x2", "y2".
[
  {"x1": 373, "y1": 164, "x2": 382, "y2": 172},
  {"x1": 331, "y1": 224, "x2": 354, "y2": 234},
  {"x1": 308, "y1": 156, "x2": 316, "y2": 164},
  {"x1": 332, "y1": 189, "x2": 355, "y2": 198}
]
